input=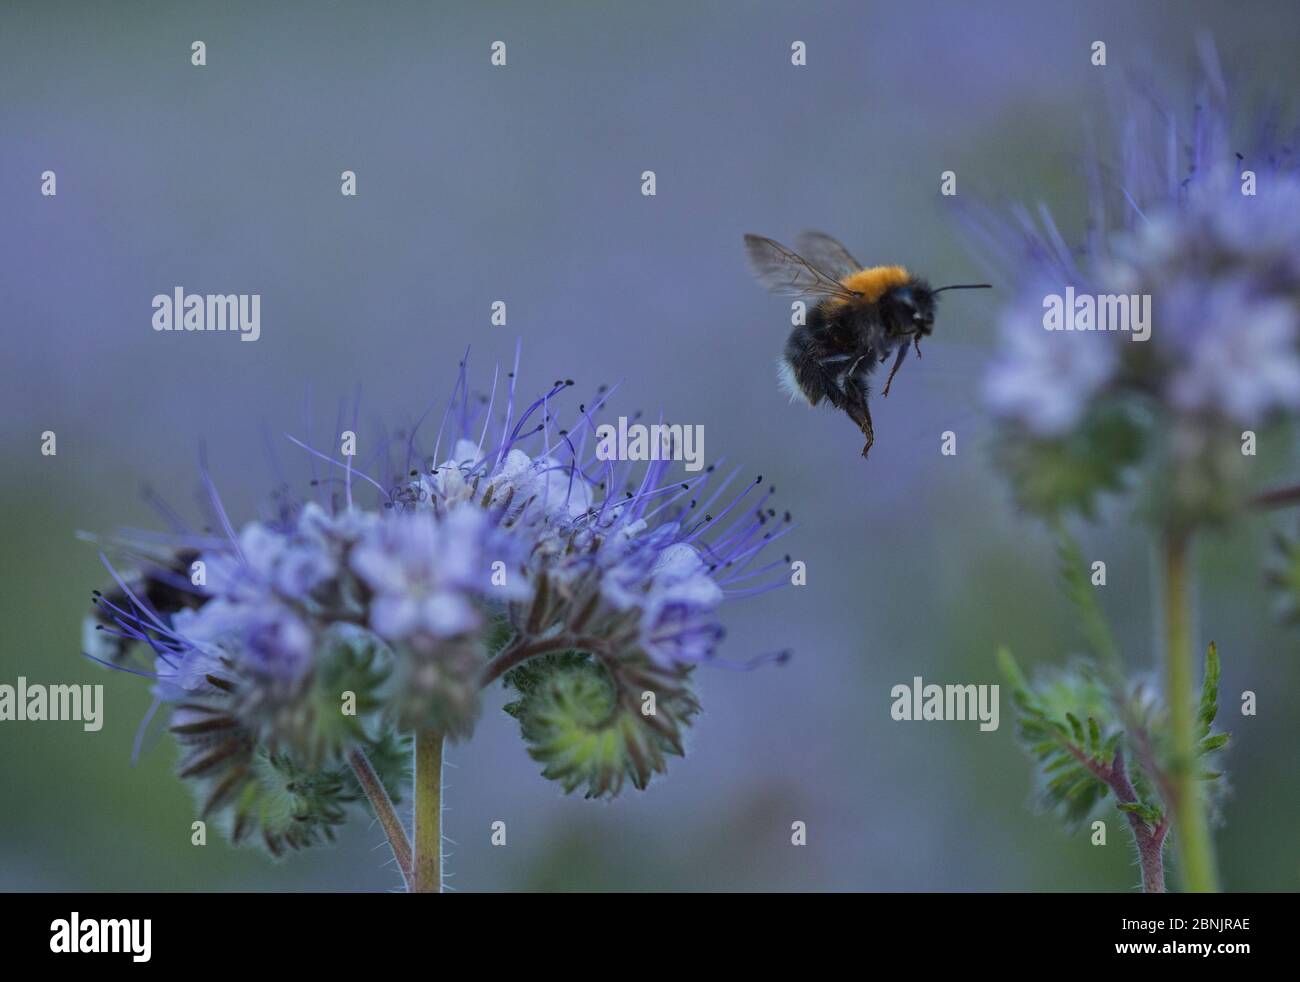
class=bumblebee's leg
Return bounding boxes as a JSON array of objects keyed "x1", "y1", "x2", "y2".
[
  {"x1": 882, "y1": 343, "x2": 909, "y2": 398},
  {"x1": 841, "y1": 377, "x2": 875, "y2": 458},
  {"x1": 913, "y1": 335, "x2": 922, "y2": 358}
]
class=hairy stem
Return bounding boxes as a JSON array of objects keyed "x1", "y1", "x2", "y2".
[
  {"x1": 1064, "y1": 742, "x2": 1167, "y2": 892},
  {"x1": 346, "y1": 746, "x2": 412, "y2": 890},
  {"x1": 1161, "y1": 531, "x2": 1219, "y2": 892},
  {"x1": 1107, "y1": 749, "x2": 1168, "y2": 893},
  {"x1": 1131, "y1": 819, "x2": 1169, "y2": 894},
  {"x1": 479, "y1": 633, "x2": 608, "y2": 689},
  {"x1": 412, "y1": 728, "x2": 444, "y2": 894}
]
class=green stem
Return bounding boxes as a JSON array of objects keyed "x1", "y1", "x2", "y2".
[
  {"x1": 412, "y1": 728, "x2": 444, "y2": 893},
  {"x1": 1161, "y1": 531, "x2": 1219, "y2": 892}
]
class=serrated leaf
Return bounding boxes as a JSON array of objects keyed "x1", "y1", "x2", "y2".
[
  {"x1": 1197, "y1": 642, "x2": 1221, "y2": 736},
  {"x1": 1199, "y1": 733, "x2": 1230, "y2": 753}
]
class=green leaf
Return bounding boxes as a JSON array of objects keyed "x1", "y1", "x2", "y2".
[
  {"x1": 996, "y1": 647, "x2": 1117, "y2": 829},
  {"x1": 1193, "y1": 643, "x2": 1230, "y2": 779},
  {"x1": 1200, "y1": 733, "x2": 1230, "y2": 753},
  {"x1": 1197, "y1": 642, "x2": 1221, "y2": 736},
  {"x1": 1117, "y1": 801, "x2": 1163, "y2": 825},
  {"x1": 996, "y1": 647, "x2": 1030, "y2": 696}
]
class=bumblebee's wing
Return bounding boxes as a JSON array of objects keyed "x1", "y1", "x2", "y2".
[
  {"x1": 744, "y1": 234, "x2": 863, "y2": 301},
  {"x1": 794, "y1": 230, "x2": 862, "y2": 280}
]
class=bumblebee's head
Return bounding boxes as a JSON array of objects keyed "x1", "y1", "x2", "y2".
[
  {"x1": 883, "y1": 282, "x2": 937, "y2": 336},
  {"x1": 914, "y1": 280, "x2": 994, "y2": 334}
]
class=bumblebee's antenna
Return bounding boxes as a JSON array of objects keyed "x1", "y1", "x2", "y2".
[{"x1": 932, "y1": 283, "x2": 992, "y2": 293}]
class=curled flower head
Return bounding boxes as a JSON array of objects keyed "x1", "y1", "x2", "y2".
[{"x1": 83, "y1": 347, "x2": 794, "y2": 852}]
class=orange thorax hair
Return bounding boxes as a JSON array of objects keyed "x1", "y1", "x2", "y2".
[{"x1": 835, "y1": 265, "x2": 911, "y2": 304}]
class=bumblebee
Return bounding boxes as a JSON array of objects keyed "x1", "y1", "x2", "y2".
[{"x1": 745, "y1": 231, "x2": 989, "y2": 458}]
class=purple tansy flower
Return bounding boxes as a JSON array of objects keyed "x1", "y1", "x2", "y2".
[
  {"x1": 1162, "y1": 281, "x2": 1300, "y2": 423},
  {"x1": 82, "y1": 344, "x2": 795, "y2": 840},
  {"x1": 351, "y1": 505, "x2": 526, "y2": 647},
  {"x1": 969, "y1": 41, "x2": 1300, "y2": 424}
]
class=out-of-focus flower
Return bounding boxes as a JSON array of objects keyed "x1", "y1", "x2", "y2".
[
  {"x1": 964, "y1": 40, "x2": 1300, "y2": 524},
  {"x1": 1163, "y1": 282, "x2": 1300, "y2": 422},
  {"x1": 983, "y1": 291, "x2": 1119, "y2": 436}
]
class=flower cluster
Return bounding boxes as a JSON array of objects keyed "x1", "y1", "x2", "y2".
[
  {"x1": 968, "y1": 41, "x2": 1300, "y2": 527},
  {"x1": 85, "y1": 353, "x2": 792, "y2": 855}
]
